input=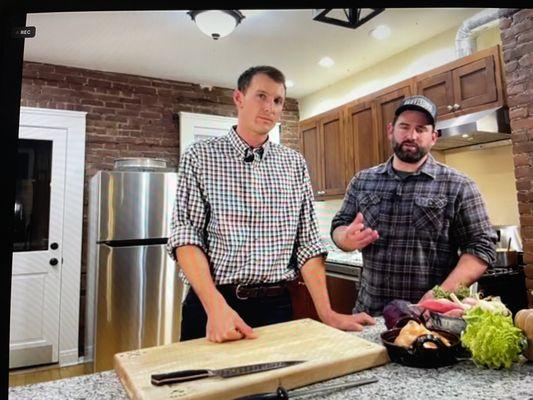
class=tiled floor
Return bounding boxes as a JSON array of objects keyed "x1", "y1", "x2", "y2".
[{"x1": 9, "y1": 362, "x2": 93, "y2": 387}]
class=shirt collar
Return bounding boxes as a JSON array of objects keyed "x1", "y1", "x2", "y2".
[
  {"x1": 378, "y1": 154, "x2": 437, "y2": 180},
  {"x1": 228, "y1": 126, "x2": 271, "y2": 161}
]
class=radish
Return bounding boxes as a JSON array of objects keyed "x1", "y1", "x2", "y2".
[{"x1": 416, "y1": 298, "x2": 464, "y2": 313}]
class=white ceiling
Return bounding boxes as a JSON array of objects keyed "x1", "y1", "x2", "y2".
[{"x1": 25, "y1": 8, "x2": 484, "y2": 99}]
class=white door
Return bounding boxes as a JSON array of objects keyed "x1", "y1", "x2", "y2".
[{"x1": 10, "y1": 126, "x2": 67, "y2": 368}]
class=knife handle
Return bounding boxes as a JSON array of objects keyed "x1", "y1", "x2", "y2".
[
  {"x1": 233, "y1": 386, "x2": 289, "y2": 400},
  {"x1": 151, "y1": 369, "x2": 213, "y2": 386}
]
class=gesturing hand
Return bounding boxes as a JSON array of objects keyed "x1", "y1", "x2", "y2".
[{"x1": 343, "y1": 212, "x2": 379, "y2": 250}]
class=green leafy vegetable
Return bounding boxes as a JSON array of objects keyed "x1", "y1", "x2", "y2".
[
  {"x1": 432, "y1": 284, "x2": 471, "y2": 301},
  {"x1": 461, "y1": 306, "x2": 526, "y2": 369}
]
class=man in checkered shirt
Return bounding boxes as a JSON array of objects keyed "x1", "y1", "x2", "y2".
[
  {"x1": 331, "y1": 95, "x2": 497, "y2": 316},
  {"x1": 167, "y1": 66, "x2": 375, "y2": 342}
]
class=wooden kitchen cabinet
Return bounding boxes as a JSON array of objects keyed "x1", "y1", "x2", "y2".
[
  {"x1": 344, "y1": 100, "x2": 380, "y2": 182},
  {"x1": 416, "y1": 71, "x2": 454, "y2": 117},
  {"x1": 373, "y1": 83, "x2": 413, "y2": 163},
  {"x1": 299, "y1": 118, "x2": 321, "y2": 197},
  {"x1": 299, "y1": 108, "x2": 346, "y2": 199},
  {"x1": 288, "y1": 277, "x2": 319, "y2": 321},
  {"x1": 319, "y1": 109, "x2": 346, "y2": 197},
  {"x1": 288, "y1": 272, "x2": 358, "y2": 320},
  {"x1": 299, "y1": 45, "x2": 505, "y2": 198},
  {"x1": 416, "y1": 46, "x2": 504, "y2": 120}
]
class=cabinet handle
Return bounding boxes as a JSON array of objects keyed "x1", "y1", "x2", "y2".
[
  {"x1": 446, "y1": 105, "x2": 454, "y2": 111},
  {"x1": 453, "y1": 103, "x2": 460, "y2": 110},
  {"x1": 317, "y1": 190, "x2": 326, "y2": 195}
]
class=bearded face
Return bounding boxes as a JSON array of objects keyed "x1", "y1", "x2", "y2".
[{"x1": 392, "y1": 137, "x2": 429, "y2": 164}]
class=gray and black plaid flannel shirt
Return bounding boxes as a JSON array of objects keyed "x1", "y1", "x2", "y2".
[
  {"x1": 331, "y1": 155, "x2": 497, "y2": 316},
  {"x1": 167, "y1": 127, "x2": 327, "y2": 285}
]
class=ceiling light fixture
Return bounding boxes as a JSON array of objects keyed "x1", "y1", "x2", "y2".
[
  {"x1": 318, "y1": 57, "x2": 335, "y2": 68},
  {"x1": 370, "y1": 24, "x2": 391, "y2": 39},
  {"x1": 187, "y1": 10, "x2": 245, "y2": 40},
  {"x1": 313, "y1": 9, "x2": 385, "y2": 30}
]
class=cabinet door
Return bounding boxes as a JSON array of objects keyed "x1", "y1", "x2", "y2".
[
  {"x1": 325, "y1": 273, "x2": 358, "y2": 314},
  {"x1": 299, "y1": 119, "x2": 322, "y2": 197},
  {"x1": 416, "y1": 71, "x2": 454, "y2": 118},
  {"x1": 345, "y1": 102, "x2": 379, "y2": 182},
  {"x1": 319, "y1": 110, "x2": 346, "y2": 197},
  {"x1": 374, "y1": 85, "x2": 412, "y2": 163},
  {"x1": 452, "y1": 56, "x2": 498, "y2": 113},
  {"x1": 287, "y1": 278, "x2": 319, "y2": 321}
]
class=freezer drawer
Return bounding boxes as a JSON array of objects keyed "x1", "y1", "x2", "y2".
[{"x1": 94, "y1": 243, "x2": 182, "y2": 372}]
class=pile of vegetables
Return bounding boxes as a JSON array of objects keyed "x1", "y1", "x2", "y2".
[{"x1": 382, "y1": 287, "x2": 530, "y2": 369}]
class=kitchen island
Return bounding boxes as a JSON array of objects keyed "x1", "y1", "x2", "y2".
[{"x1": 9, "y1": 318, "x2": 533, "y2": 400}]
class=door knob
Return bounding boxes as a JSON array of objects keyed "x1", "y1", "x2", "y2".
[
  {"x1": 453, "y1": 103, "x2": 460, "y2": 110},
  {"x1": 317, "y1": 190, "x2": 326, "y2": 195},
  {"x1": 49, "y1": 258, "x2": 59, "y2": 266},
  {"x1": 446, "y1": 105, "x2": 454, "y2": 111},
  {"x1": 50, "y1": 242, "x2": 59, "y2": 250}
]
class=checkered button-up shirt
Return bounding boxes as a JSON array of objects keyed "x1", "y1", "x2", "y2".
[
  {"x1": 167, "y1": 127, "x2": 327, "y2": 285},
  {"x1": 331, "y1": 155, "x2": 497, "y2": 316}
]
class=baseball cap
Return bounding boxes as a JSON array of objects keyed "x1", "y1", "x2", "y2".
[{"x1": 395, "y1": 95, "x2": 437, "y2": 126}]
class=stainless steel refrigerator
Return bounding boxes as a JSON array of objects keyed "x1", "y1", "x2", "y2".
[{"x1": 86, "y1": 158, "x2": 183, "y2": 372}]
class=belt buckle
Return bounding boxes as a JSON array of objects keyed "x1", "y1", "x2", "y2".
[{"x1": 235, "y1": 284, "x2": 249, "y2": 300}]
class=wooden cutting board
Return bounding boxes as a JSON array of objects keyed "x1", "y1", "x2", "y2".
[{"x1": 114, "y1": 318, "x2": 389, "y2": 400}]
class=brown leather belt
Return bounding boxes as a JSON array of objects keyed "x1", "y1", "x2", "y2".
[{"x1": 219, "y1": 282, "x2": 288, "y2": 300}]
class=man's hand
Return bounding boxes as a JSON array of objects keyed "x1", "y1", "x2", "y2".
[
  {"x1": 321, "y1": 311, "x2": 376, "y2": 332},
  {"x1": 334, "y1": 212, "x2": 379, "y2": 251},
  {"x1": 206, "y1": 299, "x2": 258, "y2": 343}
]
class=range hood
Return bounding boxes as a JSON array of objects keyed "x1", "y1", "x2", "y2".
[{"x1": 433, "y1": 107, "x2": 511, "y2": 151}]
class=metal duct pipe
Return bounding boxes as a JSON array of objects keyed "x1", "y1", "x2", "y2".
[{"x1": 455, "y1": 8, "x2": 519, "y2": 58}]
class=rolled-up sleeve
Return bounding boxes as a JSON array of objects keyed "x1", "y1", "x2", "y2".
[
  {"x1": 294, "y1": 156, "x2": 328, "y2": 269},
  {"x1": 454, "y1": 179, "x2": 497, "y2": 265},
  {"x1": 330, "y1": 175, "x2": 359, "y2": 236},
  {"x1": 166, "y1": 148, "x2": 207, "y2": 261}
]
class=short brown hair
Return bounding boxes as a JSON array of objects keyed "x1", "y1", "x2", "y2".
[{"x1": 237, "y1": 66, "x2": 286, "y2": 93}]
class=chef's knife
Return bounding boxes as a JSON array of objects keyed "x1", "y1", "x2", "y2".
[
  {"x1": 233, "y1": 377, "x2": 378, "y2": 399},
  {"x1": 151, "y1": 361, "x2": 304, "y2": 386}
]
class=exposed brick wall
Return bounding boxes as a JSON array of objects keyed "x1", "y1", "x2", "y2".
[
  {"x1": 500, "y1": 9, "x2": 533, "y2": 308},
  {"x1": 20, "y1": 61, "x2": 300, "y2": 354}
]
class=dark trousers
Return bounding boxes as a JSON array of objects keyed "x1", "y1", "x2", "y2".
[{"x1": 180, "y1": 286, "x2": 293, "y2": 341}]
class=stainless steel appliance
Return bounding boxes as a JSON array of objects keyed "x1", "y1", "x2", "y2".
[
  {"x1": 433, "y1": 106, "x2": 511, "y2": 151},
  {"x1": 86, "y1": 158, "x2": 183, "y2": 372}
]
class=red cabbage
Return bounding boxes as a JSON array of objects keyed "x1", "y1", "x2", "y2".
[{"x1": 382, "y1": 299, "x2": 423, "y2": 329}]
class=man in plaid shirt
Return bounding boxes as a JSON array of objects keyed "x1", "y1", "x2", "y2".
[
  {"x1": 331, "y1": 95, "x2": 497, "y2": 316},
  {"x1": 167, "y1": 66, "x2": 375, "y2": 342}
]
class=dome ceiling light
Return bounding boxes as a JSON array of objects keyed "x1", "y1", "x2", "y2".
[
  {"x1": 313, "y1": 9, "x2": 385, "y2": 30},
  {"x1": 187, "y1": 10, "x2": 245, "y2": 40}
]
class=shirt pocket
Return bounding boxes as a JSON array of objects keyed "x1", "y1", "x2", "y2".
[
  {"x1": 413, "y1": 196, "x2": 448, "y2": 232},
  {"x1": 357, "y1": 192, "x2": 382, "y2": 229}
]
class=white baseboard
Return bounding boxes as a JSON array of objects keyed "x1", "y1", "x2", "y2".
[{"x1": 59, "y1": 349, "x2": 80, "y2": 367}]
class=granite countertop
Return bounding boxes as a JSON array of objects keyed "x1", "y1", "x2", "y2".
[
  {"x1": 323, "y1": 237, "x2": 363, "y2": 267},
  {"x1": 10, "y1": 319, "x2": 533, "y2": 400}
]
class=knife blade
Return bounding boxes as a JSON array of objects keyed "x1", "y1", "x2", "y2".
[
  {"x1": 151, "y1": 361, "x2": 304, "y2": 386},
  {"x1": 233, "y1": 377, "x2": 378, "y2": 399}
]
